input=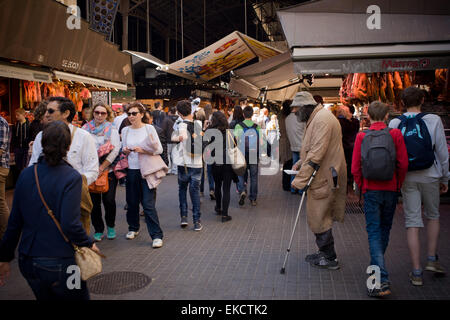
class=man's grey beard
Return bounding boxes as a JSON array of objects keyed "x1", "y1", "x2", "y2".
[{"x1": 296, "y1": 104, "x2": 317, "y2": 122}]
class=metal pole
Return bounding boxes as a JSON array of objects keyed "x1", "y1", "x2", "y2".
[
  {"x1": 244, "y1": 0, "x2": 247, "y2": 35},
  {"x1": 86, "y1": 0, "x2": 90, "y2": 22},
  {"x1": 181, "y1": 0, "x2": 184, "y2": 58},
  {"x1": 203, "y1": 0, "x2": 206, "y2": 48},
  {"x1": 175, "y1": 0, "x2": 177, "y2": 60},
  {"x1": 147, "y1": 0, "x2": 151, "y2": 53}
]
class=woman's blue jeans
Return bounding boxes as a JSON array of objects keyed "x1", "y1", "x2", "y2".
[
  {"x1": 18, "y1": 255, "x2": 90, "y2": 300},
  {"x1": 126, "y1": 169, "x2": 163, "y2": 240}
]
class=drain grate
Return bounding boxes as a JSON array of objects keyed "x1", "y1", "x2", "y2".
[
  {"x1": 345, "y1": 201, "x2": 364, "y2": 214},
  {"x1": 87, "y1": 271, "x2": 152, "y2": 295}
]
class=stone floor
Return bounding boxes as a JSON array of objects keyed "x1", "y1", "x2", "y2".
[{"x1": 0, "y1": 169, "x2": 449, "y2": 300}]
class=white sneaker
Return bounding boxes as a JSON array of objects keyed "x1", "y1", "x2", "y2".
[
  {"x1": 152, "y1": 238, "x2": 163, "y2": 248},
  {"x1": 126, "y1": 231, "x2": 139, "y2": 240}
]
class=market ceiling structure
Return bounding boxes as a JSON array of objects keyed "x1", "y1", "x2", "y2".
[{"x1": 106, "y1": 0, "x2": 305, "y2": 61}]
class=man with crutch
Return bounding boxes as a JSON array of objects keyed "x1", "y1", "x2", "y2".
[{"x1": 285, "y1": 92, "x2": 347, "y2": 271}]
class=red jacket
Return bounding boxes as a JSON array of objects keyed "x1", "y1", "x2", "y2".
[{"x1": 351, "y1": 122, "x2": 408, "y2": 194}]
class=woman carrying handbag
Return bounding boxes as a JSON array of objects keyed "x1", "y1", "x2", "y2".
[
  {"x1": 204, "y1": 112, "x2": 239, "y2": 222},
  {"x1": 121, "y1": 102, "x2": 166, "y2": 248},
  {"x1": 82, "y1": 103, "x2": 121, "y2": 242},
  {"x1": 0, "y1": 121, "x2": 101, "y2": 300}
]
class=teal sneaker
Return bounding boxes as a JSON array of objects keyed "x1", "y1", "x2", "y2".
[
  {"x1": 93, "y1": 233, "x2": 104, "y2": 242},
  {"x1": 107, "y1": 227, "x2": 116, "y2": 240}
]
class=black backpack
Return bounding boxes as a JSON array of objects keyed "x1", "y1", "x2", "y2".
[
  {"x1": 397, "y1": 113, "x2": 435, "y2": 171},
  {"x1": 361, "y1": 128, "x2": 396, "y2": 181},
  {"x1": 183, "y1": 120, "x2": 204, "y2": 158}
]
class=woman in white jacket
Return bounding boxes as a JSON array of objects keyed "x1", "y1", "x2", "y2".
[{"x1": 121, "y1": 102, "x2": 165, "y2": 248}]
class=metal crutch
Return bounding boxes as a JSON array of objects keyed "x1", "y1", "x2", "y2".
[{"x1": 280, "y1": 165, "x2": 319, "y2": 275}]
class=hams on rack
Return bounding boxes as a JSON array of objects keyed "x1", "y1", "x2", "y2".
[
  {"x1": 339, "y1": 71, "x2": 423, "y2": 105},
  {"x1": 386, "y1": 72, "x2": 395, "y2": 103}
]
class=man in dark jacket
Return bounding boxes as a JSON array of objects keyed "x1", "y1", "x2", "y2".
[
  {"x1": 337, "y1": 105, "x2": 360, "y2": 192},
  {"x1": 11, "y1": 108, "x2": 31, "y2": 173}
]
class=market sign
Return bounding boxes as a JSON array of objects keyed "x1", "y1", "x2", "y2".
[
  {"x1": 167, "y1": 31, "x2": 282, "y2": 82},
  {"x1": 293, "y1": 56, "x2": 450, "y2": 75},
  {"x1": 136, "y1": 86, "x2": 194, "y2": 99}
]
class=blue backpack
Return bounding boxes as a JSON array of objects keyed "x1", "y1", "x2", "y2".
[{"x1": 397, "y1": 113, "x2": 435, "y2": 171}]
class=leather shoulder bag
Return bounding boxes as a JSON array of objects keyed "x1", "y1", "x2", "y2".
[{"x1": 34, "y1": 164, "x2": 105, "y2": 281}]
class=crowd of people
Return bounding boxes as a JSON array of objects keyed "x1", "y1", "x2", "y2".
[{"x1": 0, "y1": 85, "x2": 447, "y2": 300}]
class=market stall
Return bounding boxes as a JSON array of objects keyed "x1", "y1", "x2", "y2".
[{"x1": 277, "y1": 0, "x2": 450, "y2": 119}]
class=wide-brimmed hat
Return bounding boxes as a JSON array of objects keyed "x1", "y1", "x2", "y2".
[{"x1": 290, "y1": 91, "x2": 317, "y2": 108}]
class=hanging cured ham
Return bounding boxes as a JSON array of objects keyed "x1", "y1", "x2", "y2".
[
  {"x1": 355, "y1": 73, "x2": 370, "y2": 102},
  {"x1": 370, "y1": 73, "x2": 380, "y2": 101},
  {"x1": 393, "y1": 71, "x2": 403, "y2": 106},
  {"x1": 386, "y1": 73, "x2": 395, "y2": 103},
  {"x1": 379, "y1": 74, "x2": 387, "y2": 102},
  {"x1": 404, "y1": 72, "x2": 412, "y2": 88}
]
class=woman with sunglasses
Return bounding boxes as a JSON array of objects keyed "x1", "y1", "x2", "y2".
[
  {"x1": 121, "y1": 102, "x2": 164, "y2": 248},
  {"x1": 82, "y1": 103, "x2": 121, "y2": 242}
]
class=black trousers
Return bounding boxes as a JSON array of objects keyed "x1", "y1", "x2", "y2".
[
  {"x1": 90, "y1": 171, "x2": 118, "y2": 233},
  {"x1": 315, "y1": 229, "x2": 337, "y2": 260},
  {"x1": 212, "y1": 164, "x2": 233, "y2": 216}
]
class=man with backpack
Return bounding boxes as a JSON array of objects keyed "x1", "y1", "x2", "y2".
[
  {"x1": 234, "y1": 106, "x2": 263, "y2": 206},
  {"x1": 352, "y1": 101, "x2": 408, "y2": 297},
  {"x1": 389, "y1": 86, "x2": 449, "y2": 286},
  {"x1": 173, "y1": 100, "x2": 204, "y2": 231}
]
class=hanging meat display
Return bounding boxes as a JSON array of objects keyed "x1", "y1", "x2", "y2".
[{"x1": 386, "y1": 72, "x2": 395, "y2": 103}]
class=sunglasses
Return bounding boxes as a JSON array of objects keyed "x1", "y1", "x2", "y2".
[
  {"x1": 94, "y1": 111, "x2": 107, "y2": 116},
  {"x1": 46, "y1": 108, "x2": 57, "y2": 114},
  {"x1": 127, "y1": 111, "x2": 140, "y2": 116}
]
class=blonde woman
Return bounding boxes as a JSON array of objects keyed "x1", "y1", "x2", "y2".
[{"x1": 82, "y1": 103, "x2": 121, "y2": 241}]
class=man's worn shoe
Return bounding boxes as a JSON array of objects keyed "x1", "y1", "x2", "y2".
[
  {"x1": 311, "y1": 254, "x2": 340, "y2": 270},
  {"x1": 251, "y1": 200, "x2": 257, "y2": 206},
  {"x1": 210, "y1": 190, "x2": 216, "y2": 200},
  {"x1": 214, "y1": 207, "x2": 222, "y2": 215},
  {"x1": 239, "y1": 192, "x2": 246, "y2": 206},
  {"x1": 180, "y1": 216, "x2": 188, "y2": 228},
  {"x1": 305, "y1": 251, "x2": 323, "y2": 263},
  {"x1": 425, "y1": 256, "x2": 446, "y2": 274},
  {"x1": 409, "y1": 272, "x2": 423, "y2": 286},
  {"x1": 367, "y1": 282, "x2": 391, "y2": 298}
]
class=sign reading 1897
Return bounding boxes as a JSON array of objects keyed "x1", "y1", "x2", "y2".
[{"x1": 154, "y1": 88, "x2": 172, "y2": 96}]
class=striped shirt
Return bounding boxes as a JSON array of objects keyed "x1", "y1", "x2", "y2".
[{"x1": 0, "y1": 116, "x2": 10, "y2": 168}]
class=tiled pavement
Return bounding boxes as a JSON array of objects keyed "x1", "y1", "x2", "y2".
[{"x1": 0, "y1": 169, "x2": 449, "y2": 300}]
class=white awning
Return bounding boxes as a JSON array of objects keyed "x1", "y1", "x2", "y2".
[
  {"x1": 53, "y1": 71, "x2": 127, "y2": 91},
  {"x1": 0, "y1": 62, "x2": 53, "y2": 83},
  {"x1": 124, "y1": 50, "x2": 167, "y2": 68}
]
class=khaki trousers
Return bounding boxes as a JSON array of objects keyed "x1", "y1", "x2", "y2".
[{"x1": 0, "y1": 167, "x2": 10, "y2": 240}]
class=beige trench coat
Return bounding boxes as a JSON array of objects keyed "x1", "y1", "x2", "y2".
[{"x1": 291, "y1": 105, "x2": 347, "y2": 234}]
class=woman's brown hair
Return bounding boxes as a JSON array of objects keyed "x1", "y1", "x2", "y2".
[
  {"x1": 127, "y1": 101, "x2": 149, "y2": 124},
  {"x1": 89, "y1": 103, "x2": 114, "y2": 123}
]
